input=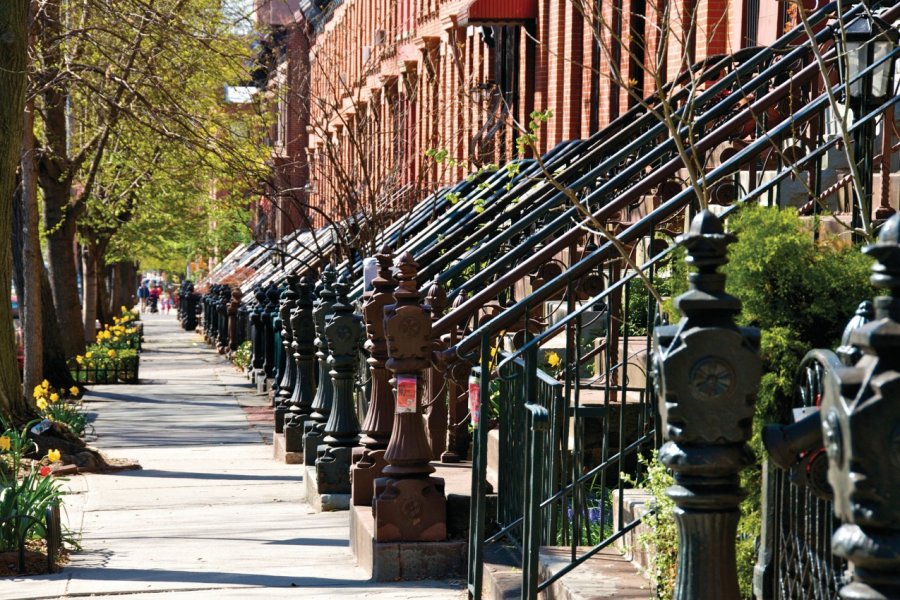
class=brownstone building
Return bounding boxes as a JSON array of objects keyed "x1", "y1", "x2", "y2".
[{"x1": 255, "y1": 0, "x2": 810, "y2": 239}]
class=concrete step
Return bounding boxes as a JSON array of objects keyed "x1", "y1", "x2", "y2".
[{"x1": 482, "y1": 542, "x2": 652, "y2": 600}]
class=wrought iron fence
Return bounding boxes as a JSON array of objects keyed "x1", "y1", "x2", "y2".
[
  {"x1": 69, "y1": 355, "x2": 140, "y2": 384},
  {"x1": 755, "y1": 351, "x2": 849, "y2": 598}
]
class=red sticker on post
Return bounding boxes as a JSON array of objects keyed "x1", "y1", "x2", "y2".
[
  {"x1": 468, "y1": 375, "x2": 481, "y2": 428},
  {"x1": 396, "y1": 375, "x2": 417, "y2": 413}
]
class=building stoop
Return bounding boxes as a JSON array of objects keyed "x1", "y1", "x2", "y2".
[{"x1": 481, "y1": 542, "x2": 652, "y2": 600}]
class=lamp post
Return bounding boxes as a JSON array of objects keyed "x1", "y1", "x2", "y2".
[{"x1": 834, "y1": 14, "x2": 899, "y2": 229}]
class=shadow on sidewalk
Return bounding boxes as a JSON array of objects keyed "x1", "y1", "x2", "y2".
[{"x1": 116, "y1": 469, "x2": 301, "y2": 482}]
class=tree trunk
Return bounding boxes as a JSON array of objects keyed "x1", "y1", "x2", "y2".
[
  {"x1": 0, "y1": 0, "x2": 31, "y2": 420},
  {"x1": 21, "y1": 95, "x2": 43, "y2": 395},
  {"x1": 108, "y1": 261, "x2": 138, "y2": 317},
  {"x1": 82, "y1": 242, "x2": 98, "y2": 344},
  {"x1": 14, "y1": 179, "x2": 74, "y2": 393},
  {"x1": 41, "y1": 267, "x2": 76, "y2": 390},
  {"x1": 37, "y1": 0, "x2": 84, "y2": 359},
  {"x1": 43, "y1": 203, "x2": 85, "y2": 357}
]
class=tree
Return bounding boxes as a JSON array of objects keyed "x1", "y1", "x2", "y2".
[
  {"x1": 0, "y1": 0, "x2": 30, "y2": 419},
  {"x1": 26, "y1": 0, "x2": 268, "y2": 351}
]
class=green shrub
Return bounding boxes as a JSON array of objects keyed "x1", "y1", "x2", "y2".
[
  {"x1": 233, "y1": 340, "x2": 252, "y2": 370},
  {"x1": 724, "y1": 206, "x2": 874, "y2": 349},
  {"x1": 623, "y1": 452, "x2": 677, "y2": 600}
]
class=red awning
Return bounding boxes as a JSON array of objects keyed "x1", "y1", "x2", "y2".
[{"x1": 459, "y1": 0, "x2": 537, "y2": 25}]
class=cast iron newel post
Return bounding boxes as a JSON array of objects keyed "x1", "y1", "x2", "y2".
[
  {"x1": 203, "y1": 286, "x2": 215, "y2": 343},
  {"x1": 822, "y1": 214, "x2": 900, "y2": 600},
  {"x1": 274, "y1": 277, "x2": 298, "y2": 433},
  {"x1": 184, "y1": 282, "x2": 198, "y2": 331},
  {"x1": 227, "y1": 288, "x2": 243, "y2": 357},
  {"x1": 316, "y1": 275, "x2": 365, "y2": 494},
  {"x1": 304, "y1": 265, "x2": 337, "y2": 466},
  {"x1": 263, "y1": 283, "x2": 280, "y2": 381},
  {"x1": 178, "y1": 280, "x2": 187, "y2": 323},
  {"x1": 425, "y1": 282, "x2": 448, "y2": 460},
  {"x1": 652, "y1": 211, "x2": 761, "y2": 600},
  {"x1": 250, "y1": 286, "x2": 266, "y2": 378},
  {"x1": 216, "y1": 285, "x2": 230, "y2": 354},
  {"x1": 271, "y1": 283, "x2": 287, "y2": 396},
  {"x1": 440, "y1": 293, "x2": 469, "y2": 463},
  {"x1": 373, "y1": 252, "x2": 446, "y2": 542},
  {"x1": 351, "y1": 247, "x2": 397, "y2": 505},
  {"x1": 285, "y1": 274, "x2": 317, "y2": 453}
]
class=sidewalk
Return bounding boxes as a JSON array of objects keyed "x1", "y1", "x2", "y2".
[{"x1": 1, "y1": 313, "x2": 464, "y2": 599}]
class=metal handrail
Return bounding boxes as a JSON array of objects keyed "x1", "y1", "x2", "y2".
[
  {"x1": 436, "y1": 0, "x2": 864, "y2": 345},
  {"x1": 486, "y1": 43, "x2": 900, "y2": 371}
]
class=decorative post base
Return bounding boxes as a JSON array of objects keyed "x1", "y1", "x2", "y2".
[
  {"x1": 351, "y1": 448, "x2": 387, "y2": 506},
  {"x1": 373, "y1": 476, "x2": 447, "y2": 542},
  {"x1": 273, "y1": 404, "x2": 287, "y2": 434},
  {"x1": 316, "y1": 445, "x2": 353, "y2": 494},
  {"x1": 283, "y1": 413, "x2": 307, "y2": 453},
  {"x1": 303, "y1": 422, "x2": 325, "y2": 466}
]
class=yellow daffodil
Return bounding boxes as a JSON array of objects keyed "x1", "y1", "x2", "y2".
[
  {"x1": 33, "y1": 385, "x2": 45, "y2": 398},
  {"x1": 49, "y1": 392, "x2": 60, "y2": 403},
  {"x1": 85, "y1": 352, "x2": 93, "y2": 359},
  {"x1": 47, "y1": 449, "x2": 61, "y2": 463},
  {"x1": 76, "y1": 355, "x2": 83, "y2": 364},
  {"x1": 37, "y1": 398, "x2": 48, "y2": 410},
  {"x1": 70, "y1": 386, "x2": 79, "y2": 396},
  {"x1": 41, "y1": 379, "x2": 49, "y2": 389},
  {"x1": 546, "y1": 351, "x2": 561, "y2": 368},
  {"x1": 0, "y1": 436, "x2": 10, "y2": 452},
  {"x1": 107, "y1": 349, "x2": 117, "y2": 358}
]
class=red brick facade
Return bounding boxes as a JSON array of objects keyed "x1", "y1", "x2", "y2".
[{"x1": 258, "y1": 0, "x2": 788, "y2": 237}]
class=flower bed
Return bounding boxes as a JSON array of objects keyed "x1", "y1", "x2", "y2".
[
  {"x1": 69, "y1": 351, "x2": 139, "y2": 384},
  {"x1": 32, "y1": 382, "x2": 87, "y2": 437},
  {"x1": 70, "y1": 307, "x2": 142, "y2": 384},
  {"x1": 0, "y1": 423, "x2": 65, "y2": 573},
  {"x1": 95, "y1": 308, "x2": 142, "y2": 352}
]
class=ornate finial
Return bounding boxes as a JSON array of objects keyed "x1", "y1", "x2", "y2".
[
  {"x1": 299, "y1": 273, "x2": 316, "y2": 304},
  {"x1": 675, "y1": 210, "x2": 741, "y2": 316},
  {"x1": 426, "y1": 281, "x2": 447, "y2": 315},
  {"x1": 392, "y1": 255, "x2": 420, "y2": 307},
  {"x1": 333, "y1": 274, "x2": 351, "y2": 308},
  {"x1": 864, "y1": 213, "x2": 900, "y2": 299},
  {"x1": 678, "y1": 210, "x2": 736, "y2": 275},
  {"x1": 836, "y1": 301, "x2": 874, "y2": 366}
]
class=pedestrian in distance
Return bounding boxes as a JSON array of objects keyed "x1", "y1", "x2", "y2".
[{"x1": 138, "y1": 282, "x2": 150, "y2": 313}]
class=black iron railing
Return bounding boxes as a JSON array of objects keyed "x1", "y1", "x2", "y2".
[{"x1": 69, "y1": 355, "x2": 140, "y2": 384}]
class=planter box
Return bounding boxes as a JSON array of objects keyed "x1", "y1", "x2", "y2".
[{"x1": 69, "y1": 355, "x2": 140, "y2": 384}]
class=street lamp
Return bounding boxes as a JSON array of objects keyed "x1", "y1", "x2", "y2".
[
  {"x1": 835, "y1": 15, "x2": 898, "y2": 110},
  {"x1": 834, "y1": 13, "x2": 899, "y2": 227},
  {"x1": 270, "y1": 239, "x2": 286, "y2": 269}
]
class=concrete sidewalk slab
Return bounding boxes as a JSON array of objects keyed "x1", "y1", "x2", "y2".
[{"x1": 0, "y1": 313, "x2": 463, "y2": 599}]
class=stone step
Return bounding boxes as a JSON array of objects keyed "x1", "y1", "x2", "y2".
[{"x1": 482, "y1": 542, "x2": 652, "y2": 600}]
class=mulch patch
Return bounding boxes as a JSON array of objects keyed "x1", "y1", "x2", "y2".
[{"x1": 0, "y1": 540, "x2": 68, "y2": 577}]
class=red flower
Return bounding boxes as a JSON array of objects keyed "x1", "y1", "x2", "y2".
[{"x1": 39, "y1": 465, "x2": 52, "y2": 477}]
